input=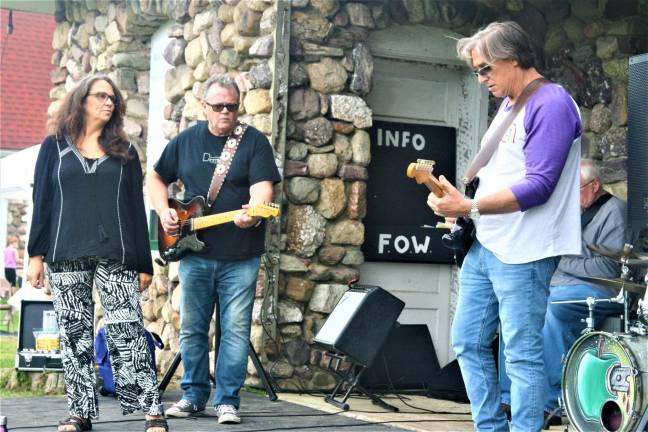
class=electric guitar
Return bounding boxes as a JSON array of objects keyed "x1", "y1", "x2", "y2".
[
  {"x1": 406, "y1": 159, "x2": 479, "y2": 266},
  {"x1": 157, "y1": 196, "x2": 280, "y2": 263}
]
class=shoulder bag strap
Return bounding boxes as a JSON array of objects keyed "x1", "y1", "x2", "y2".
[
  {"x1": 206, "y1": 122, "x2": 248, "y2": 208},
  {"x1": 462, "y1": 78, "x2": 550, "y2": 184}
]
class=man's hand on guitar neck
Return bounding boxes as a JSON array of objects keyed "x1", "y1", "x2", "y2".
[
  {"x1": 234, "y1": 204, "x2": 261, "y2": 229},
  {"x1": 235, "y1": 180, "x2": 274, "y2": 229},
  {"x1": 427, "y1": 175, "x2": 472, "y2": 218}
]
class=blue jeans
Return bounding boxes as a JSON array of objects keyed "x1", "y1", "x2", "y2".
[
  {"x1": 501, "y1": 283, "x2": 623, "y2": 412},
  {"x1": 453, "y1": 241, "x2": 556, "y2": 432},
  {"x1": 178, "y1": 255, "x2": 260, "y2": 409}
]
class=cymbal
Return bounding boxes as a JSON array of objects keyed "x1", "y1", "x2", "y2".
[
  {"x1": 587, "y1": 244, "x2": 648, "y2": 266},
  {"x1": 579, "y1": 276, "x2": 646, "y2": 295}
]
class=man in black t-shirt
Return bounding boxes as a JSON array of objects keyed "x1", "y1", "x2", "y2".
[{"x1": 148, "y1": 74, "x2": 281, "y2": 424}]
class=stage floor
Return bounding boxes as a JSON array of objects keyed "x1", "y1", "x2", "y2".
[
  {"x1": 3, "y1": 389, "x2": 398, "y2": 432},
  {"x1": 3, "y1": 389, "x2": 569, "y2": 431}
]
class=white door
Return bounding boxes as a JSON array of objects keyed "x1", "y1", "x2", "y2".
[{"x1": 361, "y1": 26, "x2": 487, "y2": 367}]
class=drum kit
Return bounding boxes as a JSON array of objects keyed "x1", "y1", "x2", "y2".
[{"x1": 558, "y1": 244, "x2": 648, "y2": 432}]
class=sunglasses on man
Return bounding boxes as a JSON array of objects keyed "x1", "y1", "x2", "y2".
[
  {"x1": 204, "y1": 102, "x2": 240, "y2": 113},
  {"x1": 473, "y1": 64, "x2": 493, "y2": 77}
]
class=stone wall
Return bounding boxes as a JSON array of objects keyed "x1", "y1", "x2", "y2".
[
  {"x1": 0, "y1": 369, "x2": 65, "y2": 394},
  {"x1": 49, "y1": 0, "x2": 647, "y2": 390},
  {"x1": 6, "y1": 200, "x2": 28, "y2": 256}
]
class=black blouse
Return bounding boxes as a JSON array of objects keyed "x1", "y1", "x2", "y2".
[{"x1": 28, "y1": 135, "x2": 153, "y2": 274}]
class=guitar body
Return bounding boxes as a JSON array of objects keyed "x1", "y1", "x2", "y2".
[
  {"x1": 158, "y1": 196, "x2": 207, "y2": 262},
  {"x1": 157, "y1": 197, "x2": 280, "y2": 264},
  {"x1": 406, "y1": 159, "x2": 479, "y2": 267},
  {"x1": 441, "y1": 177, "x2": 479, "y2": 266}
]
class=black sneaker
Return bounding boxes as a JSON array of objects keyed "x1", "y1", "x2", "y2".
[{"x1": 165, "y1": 399, "x2": 204, "y2": 417}]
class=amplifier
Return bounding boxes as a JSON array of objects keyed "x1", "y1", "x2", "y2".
[
  {"x1": 16, "y1": 300, "x2": 63, "y2": 371},
  {"x1": 313, "y1": 284, "x2": 405, "y2": 368}
]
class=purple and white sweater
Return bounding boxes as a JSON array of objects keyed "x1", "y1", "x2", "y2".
[{"x1": 474, "y1": 83, "x2": 583, "y2": 264}]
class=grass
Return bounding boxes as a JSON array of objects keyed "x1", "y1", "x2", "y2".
[
  {"x1": 243, "y1": 384, "x2": 269, "y2": 396},
  {"x1": 0, "y1": 388, "x2": 57, "y2": 398},
  {"x1": 0, "y1": 335, "x2": 17, "y2": 368}
]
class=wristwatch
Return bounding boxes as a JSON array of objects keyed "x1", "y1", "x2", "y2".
[{"x1": 469, "y1": 200, "x2": 480, "y2": 220}]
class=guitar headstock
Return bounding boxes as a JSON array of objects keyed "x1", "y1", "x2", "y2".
[
  {"x1": 248, "y1": 202, "x2": 281, "y2": 218},
  {"x1": 406, "y1": 159, "x2": 444, "y2": 197},
  {"x1": 406, "y1": 159, "x2": 436, "y2": 184}
]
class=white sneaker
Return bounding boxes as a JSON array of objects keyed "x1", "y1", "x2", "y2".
[
  {"x1": 215, "y1": 404, "x2": 241, "y2": 424},
  {"x1": 165, "y1": 399, "x2": 204, "y2": 417}
]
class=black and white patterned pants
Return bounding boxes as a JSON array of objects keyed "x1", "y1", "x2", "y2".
[{"x1": 47, "y1": 257, "x2": 163, "y2": 418}]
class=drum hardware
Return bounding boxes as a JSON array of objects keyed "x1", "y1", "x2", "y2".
[
  {"x1": 581, "y1": 251, "x2": 645, "y2": 333},
  {"x1": 638, "y1": 271, "x2": 648, "y2": 326},
  {"x1": 627, "y1": 324, "x2": 646, "y2": 336},
  {"x1": 579, "y1": 276, "x2": 646, "y2": 296},
  {"x1": 587, "y1": 243, "x2": 648, "y2": 267},
  {"x1": 552, "y1": 295, "x2": 624, "y2": 332}
]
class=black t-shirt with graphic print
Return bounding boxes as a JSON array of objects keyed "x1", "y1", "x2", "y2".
[{"x1": 154, "y1": 121, "x2": 281, "y2": 260}]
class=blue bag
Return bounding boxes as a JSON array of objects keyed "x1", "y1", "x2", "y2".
[{"x1": 94, "y1": 326, "x2": 164, "y2": 396}]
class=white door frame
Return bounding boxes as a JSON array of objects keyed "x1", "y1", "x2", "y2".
[{"x1": 361, "y1": 25, "x2": 488, "y2": 366}]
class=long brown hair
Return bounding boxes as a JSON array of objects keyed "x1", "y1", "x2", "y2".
[{"x1": 48, "y1": 74, "x2": 131, "y2": 163}]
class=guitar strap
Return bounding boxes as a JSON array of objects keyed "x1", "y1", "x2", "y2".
[
  {"x1": 462, "y1": 77, "x2": 550, "y2": 184},
  {"x1": 206, "y1": 121, "x2": 248, "y2": 208},
  {"x1": 581, "y1": 193, "x2": 612, "y2": 229}
]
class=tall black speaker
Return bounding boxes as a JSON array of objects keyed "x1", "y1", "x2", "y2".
[
  {"x1": 313, "y1": 284, "x2": 405, "y2": 368},
  {"x1": 627, "y1": 53, "x2": 648, "y2": 232}
]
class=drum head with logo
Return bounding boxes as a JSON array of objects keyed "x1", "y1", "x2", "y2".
[{"x1": 562, "y1": 331, "x2": 644, "y2": 432}]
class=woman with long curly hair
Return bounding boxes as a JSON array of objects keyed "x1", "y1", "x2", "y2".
[{"x1": 27, "y1": 75, "x2": 168, "y2": 432}]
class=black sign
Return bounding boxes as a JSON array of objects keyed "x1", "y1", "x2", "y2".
[{"x1": 362, "y1": 120, "x2": 456, "y2": 263}]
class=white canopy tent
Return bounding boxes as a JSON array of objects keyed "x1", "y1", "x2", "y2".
[
  {"x1": 0, "y1": 143, "x2": 39, "y2": 200},
  {"x1": 0, "y1": 144, "x2": 50, "y2": 310}
]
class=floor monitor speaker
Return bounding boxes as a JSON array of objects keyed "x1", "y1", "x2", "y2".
[{"x1": 313, "y1": 284, "x2": 405, "y2": 368}]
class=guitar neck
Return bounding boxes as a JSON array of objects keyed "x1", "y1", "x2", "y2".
[
  {"x1": 192, "y1": 210, "x2": 242, "y2": 231},
  {"x1": 423, "y1": 177, "x2": 444, "y2": 198}
]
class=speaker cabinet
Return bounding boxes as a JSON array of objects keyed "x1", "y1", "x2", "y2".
[
  {"x1": 360, "y1": 324, "x2": 468, "y2": 402},
  {"x1": 628, "y1": 53, "x2": 648, "y2": 232},
  {"x1": 314, "y1": 285, "x2": 405, "y2": 368},
  {"x1": 360, "y1": 324, "x2": 440, "y2": 392},
  {"x1": 429, "y1": 360, "x2": 469, "y2": 403}
]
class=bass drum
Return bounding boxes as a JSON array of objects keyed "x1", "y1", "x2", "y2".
[{"x1": 562, "y1": 331, "x2": 648, "y2": 431}]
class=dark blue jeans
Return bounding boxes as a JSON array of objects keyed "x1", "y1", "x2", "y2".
[{"x1": 178, "y1": 255, "x2": 260, "y2": 408}]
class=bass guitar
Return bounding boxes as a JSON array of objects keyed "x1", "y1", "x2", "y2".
[
  {"x1": 157, "y1": 196, "x2": 280, "y2": 263},
  {"x1": 406, "y1": 159, "x2": 479, "y2": 266}
]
